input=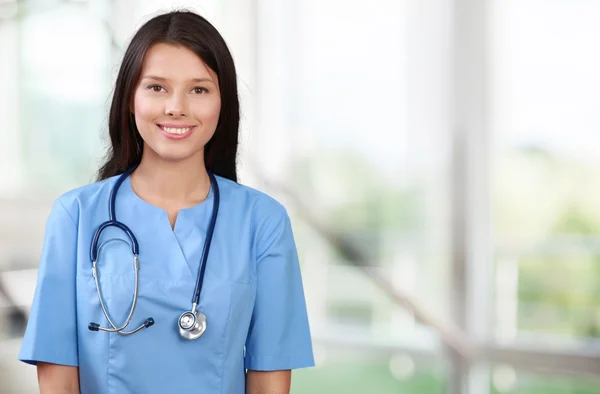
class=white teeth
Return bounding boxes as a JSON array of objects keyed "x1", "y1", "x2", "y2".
[{"x1": 161, "y1": 126, "x2": 192, "y2": 135}]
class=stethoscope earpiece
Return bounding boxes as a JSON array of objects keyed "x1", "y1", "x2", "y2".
[{"x1": 88, "y1": 315, "x2": 154, "y2": 335}]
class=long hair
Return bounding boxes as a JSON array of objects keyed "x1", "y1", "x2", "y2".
[{"x1": 97, "y1": 10, "x2": 240, "y2": 182}]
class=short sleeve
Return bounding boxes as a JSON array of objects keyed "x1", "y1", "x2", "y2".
[
  {"x1": 244, "y1": 209, "x2": 315, "y2": 371},
  {"x1": 18, "y1": 199, "x2": 79, "y2": 367}
]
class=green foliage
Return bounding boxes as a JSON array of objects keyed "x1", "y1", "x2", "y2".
[
  {"x1": 291, "y1": 361, "x2": 445, "y2": 394},
  {"x1": 290, "y1": 359, "x2": 600, "y2": 394},
  {"x1": 286, "y1": 148, "x2": 422, "y2": 233},
  {"x1": 290, "y1": 144, "x2": 600, "y2": 338}
]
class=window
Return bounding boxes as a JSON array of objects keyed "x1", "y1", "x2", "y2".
[
  {"x1": 0, "y1": 1, "x2": 112, "y2": 196},
  {"x1": 490, "y1": 0, "x2": 600, "y2": 343},
  {"x1": 250, "y1": 0, "x2": 451, "y2": 345}
]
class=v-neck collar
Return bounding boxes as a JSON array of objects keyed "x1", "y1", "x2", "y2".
[{"x1": 113, "y1": 174, "x2": 219, "y2": 280}]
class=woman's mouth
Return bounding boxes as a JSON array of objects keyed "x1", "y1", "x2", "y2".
[{"x1": 157, "y1": 124, "x2": 195, "y2": 140}]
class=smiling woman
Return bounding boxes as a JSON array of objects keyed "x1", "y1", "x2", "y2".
[
  {"x1": 17, "y1": 9, "x2": 315, "y2": 394},
  {"x1": 97, "y1": 11, "x2": 240, "y2": 184},
  {"x1": 133, "y1": 43, "x2": 222, "y2": 164}
]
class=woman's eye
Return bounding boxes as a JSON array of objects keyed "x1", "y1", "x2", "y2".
[
  {"x1": 148, "y1": 85, "x2": 164, "y2": 92},
  {"x1": 193, "y1": 87, "x2": 208, "y2": 94}
]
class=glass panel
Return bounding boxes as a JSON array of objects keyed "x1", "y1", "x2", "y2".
[
  {"x1": 252, "y1": 0, "x2": 453, "y2": 389},
  {"x1": 254, "y1": 0, "x2": 451, "y2": 341},
  {"x1": 490, "y1": 0, "x2": 600, "y2": 342},
  {"x1": 490, "y1": 365, "x2": 600, "y2": 394},
  {"x1": 292, "y1": 348, "x2": 446, "y2": 394},
  {"x1": 18, "y1": 3, "x2": 111, "y2": 194}
]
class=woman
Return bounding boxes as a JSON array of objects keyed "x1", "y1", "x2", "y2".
[{"x1": 18, "y1": 10, "x2": 314, "y2": 394}]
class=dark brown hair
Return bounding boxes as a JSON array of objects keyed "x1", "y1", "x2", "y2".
[{"x1": 97, "y1": 10, "x2": 239, "y2": 182}]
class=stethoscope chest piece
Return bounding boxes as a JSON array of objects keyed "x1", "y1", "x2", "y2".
[{"x1": 178, "y1": 309, "x2": 207, "y2": 340}]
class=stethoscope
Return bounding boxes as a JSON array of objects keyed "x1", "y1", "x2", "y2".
[{"x1": 87, "y1": 165, "x2": 220, "y2": 340}]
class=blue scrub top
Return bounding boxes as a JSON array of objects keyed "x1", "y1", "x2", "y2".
[{"x1": 18, "y1": 174, "x2": 315, "y2": 393}]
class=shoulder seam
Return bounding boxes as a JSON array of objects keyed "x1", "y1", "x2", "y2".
[
  {"x1": 57, "y1": 199, "x2": 78, "y2": 227},
  {"x1": 254, "y1": 198, "x2": 287, "y2": 243},
  {"x1": 255, "y1": 209, "x2": 289, "y2": 264}
]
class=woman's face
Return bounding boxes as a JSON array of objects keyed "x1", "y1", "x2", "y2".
[{"x1": 132, "y1": 43, "x2": 221, "y2": 164}]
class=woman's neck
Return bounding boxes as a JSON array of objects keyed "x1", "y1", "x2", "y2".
[{"x1": 130, "y1": 153, "x2": 211, "y2": 208}]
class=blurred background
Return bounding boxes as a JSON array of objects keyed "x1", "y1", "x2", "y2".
[{"x1": 1, "y1": 0, "x2": 600, "y2": 393}]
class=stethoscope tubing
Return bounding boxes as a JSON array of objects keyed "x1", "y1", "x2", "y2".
[{"x1": 88, "y1": 165, "x2": 219, "y2": 338}]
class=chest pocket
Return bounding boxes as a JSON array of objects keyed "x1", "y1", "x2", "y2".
[{"x1": 93, "y1": 230, "x2": 171, "y2": 281}]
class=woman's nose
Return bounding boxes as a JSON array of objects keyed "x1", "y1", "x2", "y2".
[{"x1": 165, "y1": 94, "x2": 188, "y2": 117}]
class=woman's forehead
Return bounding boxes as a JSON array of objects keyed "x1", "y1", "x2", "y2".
[{"x1": 140, "y1": 43, "x2": 217, "y2": 83}]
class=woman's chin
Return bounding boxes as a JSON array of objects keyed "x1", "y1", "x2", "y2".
[{"x1": 144, "y1": 146, "x2": 203, "y2": 164}]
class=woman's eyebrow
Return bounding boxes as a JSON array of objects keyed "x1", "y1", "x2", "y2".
[{"x1": 142, "y1": 75, "x2": 214, "y2": 84}]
